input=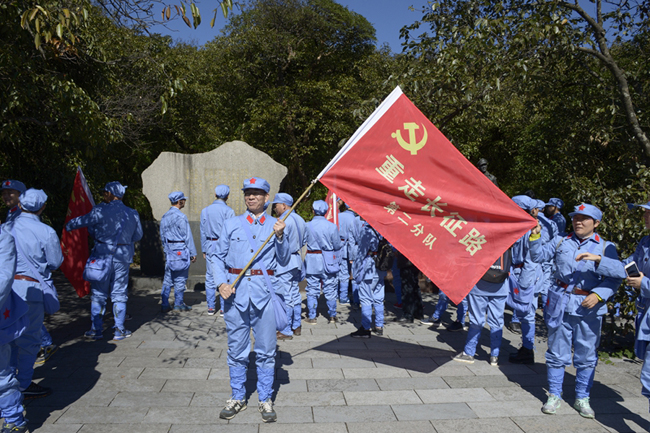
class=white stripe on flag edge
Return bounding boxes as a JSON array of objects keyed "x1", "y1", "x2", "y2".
[
  {"x1": 316, "y1": 86, "x2": 404, "y2": 180},
  {"x1": 77, "y1": 166, "x2": 96, "y2": 208}
]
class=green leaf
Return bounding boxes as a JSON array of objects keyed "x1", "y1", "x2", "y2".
[{"x1": 56, "y1": 23, "x2": 63, "y2": 39}]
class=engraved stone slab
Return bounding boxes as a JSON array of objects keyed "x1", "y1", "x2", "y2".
[
  {"x1": 139, "y1": 141, "x2": 288, "y2": 278},
  {"x1": 141, "y1": 140, "x2": 288, "y2": 222}
]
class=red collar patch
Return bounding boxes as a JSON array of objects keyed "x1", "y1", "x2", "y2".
[
  {"x1": 246, "y1": 215, "x2": 254, "y2": 224},
  {"x1": 9, "y1": 206, "x2": 17, "y2": 213},
  {"x1": 595, "y1": 234, "x2": 600, "y2": 242},
  {"x1": 259, "y1": 215, "x2": 266, "y2": 224}
]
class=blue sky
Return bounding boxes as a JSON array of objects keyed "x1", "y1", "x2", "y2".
[{"x1": 150, "y1": 1, "x2": 429, "y2": 52}]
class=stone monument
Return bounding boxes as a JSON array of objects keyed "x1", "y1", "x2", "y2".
[{"x1": 140, "y1": 141, "x2": 288, "y2": 288}]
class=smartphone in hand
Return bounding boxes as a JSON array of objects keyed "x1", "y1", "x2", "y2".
[{"x1": 625, "y1": 261, "x2": 641, "y2": 278}]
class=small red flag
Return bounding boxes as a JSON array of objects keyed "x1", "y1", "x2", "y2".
[
  {"x1": 324, "y1": 190, "x2": 339, "y2": 227},
  {"x1": 318, "y1": 87, "x2": 536, "y2": 304},
  {"x1": 60, "y1": 167, "x2": 95, "y2": 297}
]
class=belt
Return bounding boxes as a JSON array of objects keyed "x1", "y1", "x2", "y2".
[
  {"x1": 306, "y1": 250, "x2": 322, "y2": 254},
  {"x1": 513, "y1": 263, "x2": 524, "y2": 269},
  {"x1": 229, "y1": 268, "x2": 274, "y2": 276},
  {"x1": 167, "y1": 240, "x2": 183, "y2": 243},
  {"x1": 14, "y1": 275, "x2": 38, "y2": 283},
  {"x1": 208, "y1": 237, "x2": 219, "y2": 241},
  {"x1": 556, "y1": 279, "x2": 590, "y2": 296}
]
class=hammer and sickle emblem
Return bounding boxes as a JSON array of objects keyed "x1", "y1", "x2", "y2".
[{"x1": 391, "y1": 122, "x2": 428, "y2": 155}]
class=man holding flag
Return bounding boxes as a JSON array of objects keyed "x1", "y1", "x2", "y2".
[{"x1": 66, "y1": 181, "x2": 143, "y2": 341}]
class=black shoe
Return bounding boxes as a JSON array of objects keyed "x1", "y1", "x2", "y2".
[
  {"x1": 394, "y1": 316, "x2": 414, "y2": 323},
  {"x1": 350, "y1": 327, "x2": 371, "y2": 338},
  {"x1": 22, "y1": 381, "x2": 52, "y2": 399},
  {"x1": 258, "y1": 399, "x2": 277, "y2": 423},
  {"x1": 509, "y1": 347, "x2": 534, "y2": 364},
  {"x1": 372, "y1": 326, "x2": 383, "y2": 336},
  {"x1": 219, "y1": 399, "x2": 247, "y2": 419},
  {"x1": 507, "y1": 322, "x2": 522, "y2": 334},
  {"x1": 1, "y1": 423, "x2": 27, "y2": 433},
  {"x1": 446, "y1": 321, "x2": 464, "y2": 332}
]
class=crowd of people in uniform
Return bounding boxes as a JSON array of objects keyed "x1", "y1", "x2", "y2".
[{"x1": 1, "y1": 174, "x2": 650, "y2": 430}]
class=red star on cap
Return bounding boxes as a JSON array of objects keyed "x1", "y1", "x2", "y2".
[
  {"x1": 249, "y1": 178, "x2": 256, "y2": 184},
  {"x1": 579, "y1": 204, "x2": 586, "y2": 211},
  {"x1": 3, "y1": 309, "x2": 9, "y2": 319},
  {"x1": 3, "y1": 181, "x2": 9, "y2": 186}
]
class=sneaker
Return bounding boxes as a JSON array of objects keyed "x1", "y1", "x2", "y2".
[
  {"x1": 113, "y1": 328, "x2": 132, "y2": 341},
  {"x1": 1, "y1": 422, "x2": 27, "y2": 433},
  {"x1": 542, "y1": 394, "x2": 562, "y2": 414},
  {"x1": 507, "y1": 321, "x2": 522, "y2": 334},
  {"x1": 35, "y1": 344, "x2": 58, "y2": 365},
  {"x1": 292, "y1": 326, "x2": 301, "y2": 336},
  {"x1": 276, "y1": 331, "x2": 293, "y2": 340},
  {"x1": 161, "y1": 305, "x2": 172, "y2": 313},
  {"x1": 489, "y1": 356, "x2": 499, "y2": 366},
  {"x1": 372, "y1": 326, "x2": 383, "y2": 336},
  {"x1": 219, "y1": 398, "x2": 247, "y2": 420},
  {"x1": 207, "y1": 308, "x2": 216, "y2": 316},
  {"x1": 328, "y1": 316, "x2": 338, "y2": 324},
  {"x1": 452, "y1": 351, "x2": 475, "y2": 364},
  {"x1": 426, "y1": 318, "x2": 442, "y2": 329},
  {"x1": 350, "y1": 327, "x2": 371, "y2": 338},
  {"x1": 174, "y1": 303, "x2": 192, "y2": 311},
  {"x1": 509, "y1": 347, "x2": 534, "y2": 364},
  {"x1": 305, "y1": 318, "x2": 318, "y2": 325},
  {"x1": 84, "y1": 329, "x2": 103, "y2": 340},
  {"x1": 573, "y1": 397, "x2": 595, "y2": 418},
  {"x1": 22, "y1": 381, "x2": 52, "y2": 399},
  {"x1": 446, "y1": 321, "x2": 464, "y2": 332},
  {"x1": 394, "y1": 302, "x2": 403, "y2": 309},
  {"x1": 219, "y1": 310, "x2": 224, "y2": 317},
  {"x1": 258, "y1": 399, "x2": 277, "y2": 422}
]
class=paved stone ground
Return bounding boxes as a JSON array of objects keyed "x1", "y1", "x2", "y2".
[{"x1": 17, "y1": 270, "x2": 650, "y2": 432}]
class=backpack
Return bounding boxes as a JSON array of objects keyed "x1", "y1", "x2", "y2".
[
  {"x1": 370, "y1": 228, "x2": 394, "y2": 271},
  {"x1": 481, "y1": 248, "x2": 512, "y2": 284}
]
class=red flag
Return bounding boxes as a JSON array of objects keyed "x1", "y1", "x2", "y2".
[
  {"x1": 324, "y1": 190, "x2": 339, "y2": 227},
  {"x1": 318, "y1": 87, "x2": 536, "y2": 304},
  {"x1": 60, "y1": 167, "x2": 95, "y2": 297}
]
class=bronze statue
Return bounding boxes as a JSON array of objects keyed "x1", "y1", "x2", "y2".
[{"x1": 477, "y1": 158, "x2": 498, "y2": 187}]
